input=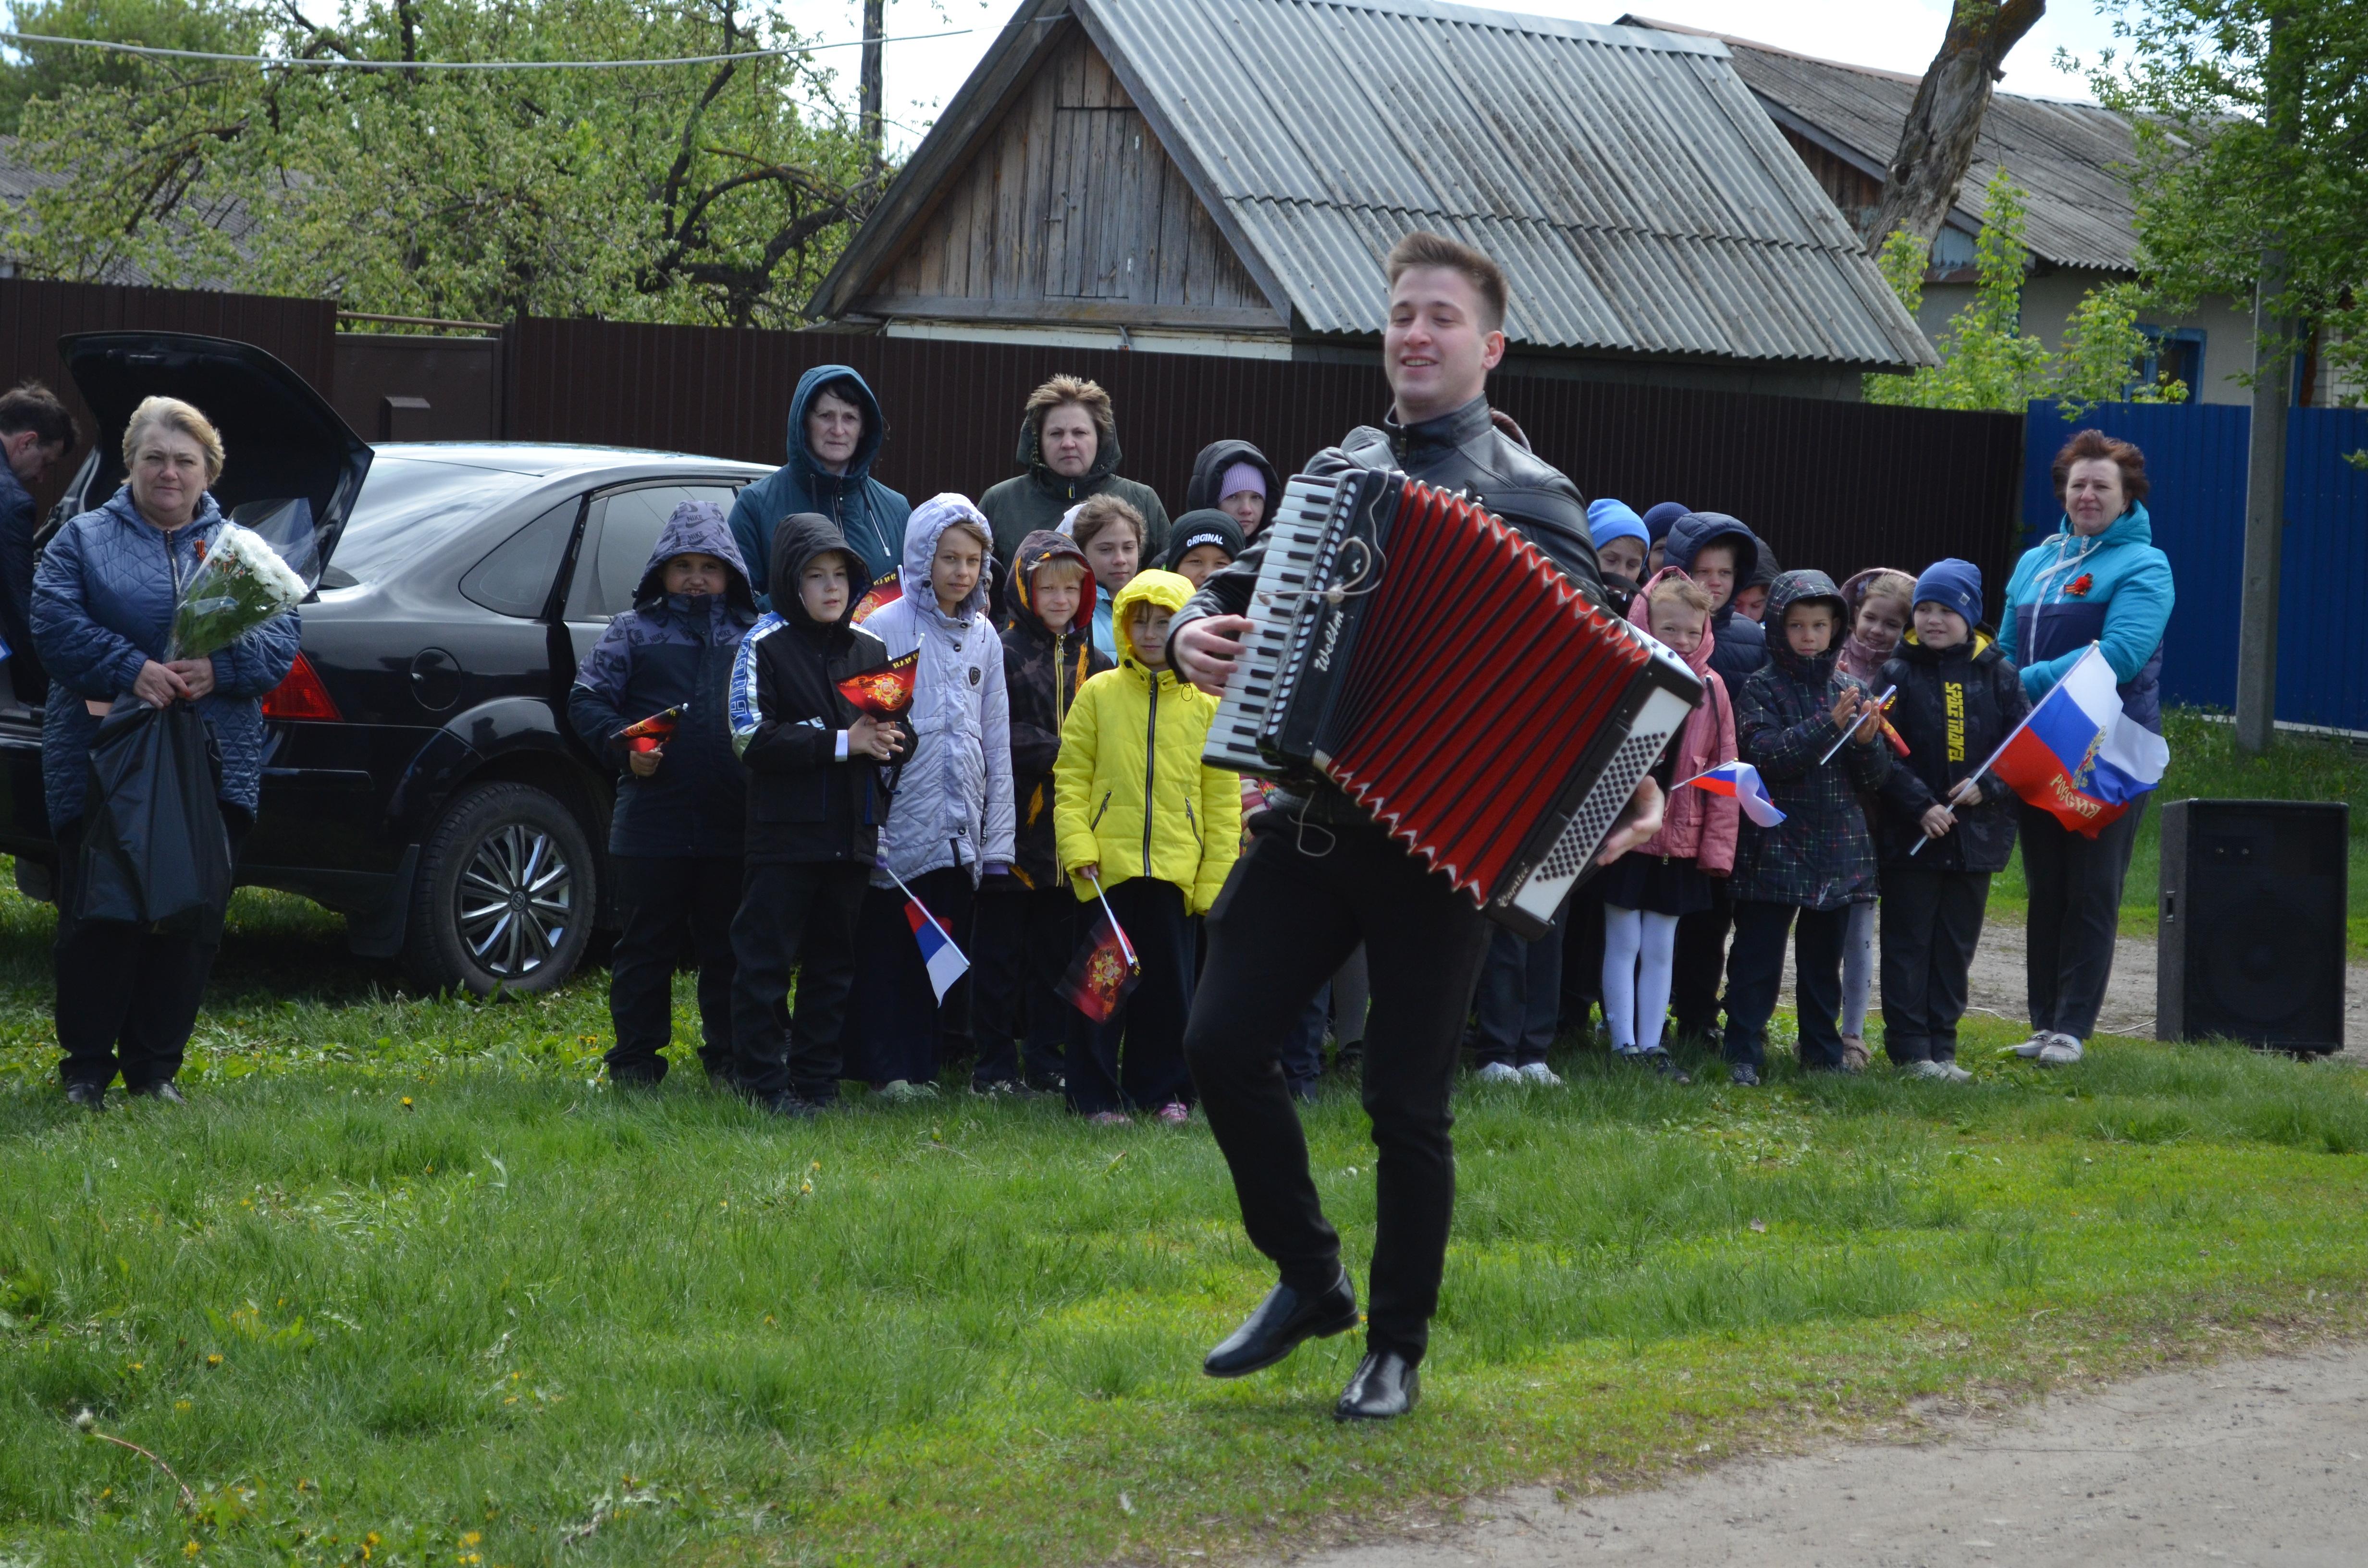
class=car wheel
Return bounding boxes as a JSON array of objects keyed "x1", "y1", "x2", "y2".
[{"x1": 403, "y1": 782, "x2": 595, "y2": 997}]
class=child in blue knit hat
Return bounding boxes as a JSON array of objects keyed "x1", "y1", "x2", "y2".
[{"x1": 1872, "y1": 558, "x2": 2029, "y2": 1080}]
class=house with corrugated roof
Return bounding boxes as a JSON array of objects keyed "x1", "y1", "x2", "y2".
[
  {"x1": 811, "y1": 0, "x2": 1936, "y2": 401},
  {"x1": 1615, "y1": 16, "x2": 2269, "y2": 407}
]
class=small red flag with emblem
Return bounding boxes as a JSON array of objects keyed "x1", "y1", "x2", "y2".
[
  {"x1": 850, "y1": 569, "x2": 902, "y2": 625},
  {"x1": 835, "y1": 650, "x2": 917, "y2": 717},
  {"x1": 1058, "y1": 877, "x2": 1140, "y2": 1024}
]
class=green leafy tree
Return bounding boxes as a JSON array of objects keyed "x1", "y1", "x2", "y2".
[
  {"x1": 0, "y1": 0, "x2": 880, "y2": 327},
  {"x1": 2082, "y1": 0, "x2": 2367, "y2": 407},
  {"x1": 1866, "y1": 166, "x2": 2186, "y2": 413}
]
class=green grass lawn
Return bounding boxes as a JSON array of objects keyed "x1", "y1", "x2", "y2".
[
  {"x1": 1986, "y1": 707, "x2": 2368, "y2": 954},
  {"x1": 1, "y1": 872, "x2": 2365, "y2": 1566}
]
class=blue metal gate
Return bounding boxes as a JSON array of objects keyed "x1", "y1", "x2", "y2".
[{"x1": 2023, "y1": 401, "x2": 2368, "y2": 732}]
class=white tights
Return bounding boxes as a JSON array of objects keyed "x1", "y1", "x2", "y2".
[{"x1": 1601, "y1": 904, "x2": 1680, "y2": 1053}]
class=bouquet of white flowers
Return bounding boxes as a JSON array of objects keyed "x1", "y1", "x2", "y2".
[{"x1": 169, "y1": 523, "x2": 310, "y2": 662}]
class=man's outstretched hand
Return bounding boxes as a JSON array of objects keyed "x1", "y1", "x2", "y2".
[
  {"x1": 1172, "y1": 614, "x2": 1253, "y2": 698},
  {"x1": 1596, "y1": 776, "x2": 1664, "y2": 865}
]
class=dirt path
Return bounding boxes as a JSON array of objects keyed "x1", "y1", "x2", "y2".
[
  {"x1": 1783, "y1": 919, "x2": 2368, "y2": 1053},
  {"x1": 1287, "y1": 1347, "x2": 2368, "y2": 1566}
]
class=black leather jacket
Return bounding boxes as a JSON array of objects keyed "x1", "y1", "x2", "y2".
[{"x1": 1168, "y1": 393, "x2": 1605, "y2": 823}]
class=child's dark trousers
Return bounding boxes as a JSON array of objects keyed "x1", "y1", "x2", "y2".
[
  {"x1": 969, "y1": 881, "x2": 1078, "y2": 1090},
  {"x1": 1879, "y1": 868, "x2": 1990, "y2": 1064},
  {"x1": 727, "y1": 860, "x2": 869, "y2": 1102},
  {"x1": 1066, "y1": 877, "x2": 1196, "y2": 1114},
  {"x1": 1723, "y1": 899, "x2": 1849, "y2": 1071},
  {"x1": 849, "y1": 868, "x2": 974, "y2": 1087},
  {"x1": 606, "y1": 853, "x2": 741, "y2": 1084}
]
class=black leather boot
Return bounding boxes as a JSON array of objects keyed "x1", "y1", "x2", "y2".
[
  {"x1": 1334, "y1": 1348, "x2": 1420, "y2": 1421},
  {"x1": 64, "y1": 1081, "x2": 106, "y2": 1111},
  {"x1": 1202, "y1": 1270, "x2": 1359, "y2": 1378},
  {"x1": 128, "y1": 1080, "x2": 186, "y2": 1106}
]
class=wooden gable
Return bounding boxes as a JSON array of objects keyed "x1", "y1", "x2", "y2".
[{"x1": 850, "y1": 27, "x2": 1283, "y2": 331}]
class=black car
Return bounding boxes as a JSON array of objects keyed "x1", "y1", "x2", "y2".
[{"x1": 1, "y1": 332, "x2": 771, "y2": 994}]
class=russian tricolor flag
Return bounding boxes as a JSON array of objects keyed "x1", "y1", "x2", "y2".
[
  {"x1": 1988, "y1": 644, "x2": 2167, "y2": 837},
  {"x1": 903, "y1": 898, "x2": 970, "y2": 1003},
  {"x1": 1679, "y1": 760, "x2": 1788, "y2": 827}
]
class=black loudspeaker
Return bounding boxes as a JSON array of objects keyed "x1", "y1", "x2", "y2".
[{"x1": 2158, "y1": 798, "x2": 2348, "y2": 1053}]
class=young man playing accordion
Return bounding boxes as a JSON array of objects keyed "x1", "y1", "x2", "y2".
[{"x1": 1168, "y1": 232, "x2": 1665, "y2": 1421}]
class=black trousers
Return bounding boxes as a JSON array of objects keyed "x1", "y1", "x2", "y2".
[
  {"x1": 1183, "y1": 820, "x2": 1493, "y2": 1362},
  {"x1": 1068, "y1": 877, "x2": 1196, "y2": 1114},
  {"x1": 849, "y1": 869, "x2": 973, "y2": 1086},
  {"x1": 606, "y1": 853, "x2": 740, "y2": 1083},
  {"x1": 1473, "y1": 893, "x2": 1570, "y2": 1066},
  {"x1": 1879, "y1": 868, "x2": 1991, "y2": 1064},
  {"x1": 53, "y1": 810, "x2": 247, "y2": 1092},
  {"x1": 1670, "y1": 882, "x2": 1733, "y2": 1039},
  {"x1": 969, "y1": 882, "x2": 1077, "y2": 1089},
  {"x1": 727, "y1": 859, "x2": 869, "y2": 1102},
  {"x1": 1724, "y1": 899, "x2": 1848, "y2": 1071},
  {"x1": 1559, "y1": 882, "x2": 1606, "y2": 1030},
  {"x1": 2021, "y1": 800, "x2": 2145, "y2": 1041}
]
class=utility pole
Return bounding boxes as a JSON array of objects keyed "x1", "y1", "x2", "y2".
[
  {"x1": 2234, "y1": 16, "x2": 2298, "y2": 756},
  {"x1": 860, "y1": 0, "x2": 887, "y2": 192}
]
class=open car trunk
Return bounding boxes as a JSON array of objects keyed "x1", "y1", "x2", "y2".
[{"x1": 38, "y1": 332, "x2": 374, "y2": 598}]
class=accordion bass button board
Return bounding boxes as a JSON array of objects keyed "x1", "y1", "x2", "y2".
[{"x1": 1205, "y1": 466, "x2": 1704, "y2": 939}]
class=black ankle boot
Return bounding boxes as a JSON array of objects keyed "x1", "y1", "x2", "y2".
[
  {"x1": 1334, "y1": 1348, "x2": 1420, "y2": 1421},
  {"x1": 1202, "y1": 1269, "x2": 1359, "y2": 1378},
  {"x1": 64, "y1": 1081, "x2": 106, "y2": 1111}
]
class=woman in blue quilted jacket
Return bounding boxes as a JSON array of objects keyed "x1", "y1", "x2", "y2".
[{"x1": 32, "y1": 397, "x2": 299, "y2": 1109}]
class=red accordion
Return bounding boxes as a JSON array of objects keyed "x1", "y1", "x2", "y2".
[{"x1": 1204, "y1": 467, "x2": 1702, "y2": 937}]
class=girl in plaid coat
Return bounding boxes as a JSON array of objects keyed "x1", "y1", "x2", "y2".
[{"x1": 1724, "y1": 570, "x2": 1891, "y2": 1085}]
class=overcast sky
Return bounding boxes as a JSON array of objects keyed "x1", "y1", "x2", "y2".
[{"x1": 823, "y1": 0, "x2": 2129, "y2": 156}]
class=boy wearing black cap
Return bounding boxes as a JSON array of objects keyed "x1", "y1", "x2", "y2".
[
  {"x1": 1163, "y1": 509, "x2": 1246, "y2": 588},
  {"x1": 1724, "y1": 569, "x2": 1890, "y2": 1085},
  {"x1": 1874, "y1": 559, "x2": 2027, "y2": 1081}
]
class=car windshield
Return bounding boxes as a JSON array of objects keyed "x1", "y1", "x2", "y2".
[{"x1": 325, "y1": 456, "x2": 554, "y2": 586}]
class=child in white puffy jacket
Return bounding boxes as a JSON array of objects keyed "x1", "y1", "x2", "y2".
[{"x1": 846, "y1": 494, "x2": 1015, "y2": 1098}]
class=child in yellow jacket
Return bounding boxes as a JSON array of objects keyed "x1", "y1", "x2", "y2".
[{"x1": 1054, "y1": 569, "x2": 1239, "y2": 1122}]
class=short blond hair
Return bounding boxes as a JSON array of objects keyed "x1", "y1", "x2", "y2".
[
  {"x1": 1646, "y1": 574, "x2": 1714, "y2": 617},
  {"x1": 1024, "y1": 374, "x2": 1114, "y2": 447},
  {"x1": 1069, "y1": 494, "x2": 1144, "y2": 552},
  {"x1": 122, "y1": 396, "x2": 224, "y2": 481},
  {"x1": 1029, "y1": 554, "x2": 1089, "y2": 589}
]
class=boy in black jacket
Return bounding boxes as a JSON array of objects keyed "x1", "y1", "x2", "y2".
[
  {"x1": 725, "y1": 514, "x2": 906, "y2": 1115},
  {"x1": 568, "y1": 502, "x2": 759, "y2": 1087},
  {"x1": 971, "y1": 529, "x2": 1112, "y2": 1095},
  {"x1": 1875, "y1": 559, "x2": 2028, "y2": 1080}
]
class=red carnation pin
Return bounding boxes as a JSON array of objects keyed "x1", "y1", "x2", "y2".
[{"x1": 2065, "y1": 573, "x2": 2095, "y2": 598}]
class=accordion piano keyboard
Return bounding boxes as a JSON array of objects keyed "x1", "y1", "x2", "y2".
[{"x1": 1205, "y1": 476, "x2": 1341, "y2": 776}]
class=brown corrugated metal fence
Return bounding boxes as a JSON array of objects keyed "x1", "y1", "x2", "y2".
[
  {"x1": 0, "y1": 278, "x2": 335, "y2": 517},
  {"x1": 0, "y1": 283, "x2": 2023, "y2": 613},
  {"x1": 506, "y1": 317, "x2": 2025, "y2": 611}
]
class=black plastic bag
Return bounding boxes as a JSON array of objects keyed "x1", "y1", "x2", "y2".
[{"x1": 74, "y1": 698, "x2": 231, "y2": 928}]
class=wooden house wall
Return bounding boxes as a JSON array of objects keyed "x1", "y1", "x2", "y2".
[{"x1": 855, "y1": 28, "x2": 1279, "y2": 330}]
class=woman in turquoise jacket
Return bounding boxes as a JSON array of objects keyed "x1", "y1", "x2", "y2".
[{"x1": 1996, "y1": 429, "x2": 2174, "y2": 1068}]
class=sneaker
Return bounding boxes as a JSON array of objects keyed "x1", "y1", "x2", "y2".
[
  {"x1": 877, "y1": 1079, "x2": 938, "y2": 1103},
  {"x1": 1475, "y1": 1062, "x2": 1523, "y2": 1085},
  {"x1": 1087, "y1": 1110, "x2": 1132, "y2": 1127},
  {"x1": 1517, "y1": 1062, "x2": 1564, "y2": 1087},
  {"x1": 1899, "y1": 1060, "x2": 1952, "y2": 1081},
  {"x1": 1729, "y1": 1064, "x2": 1760, "y2": 1088},
  {"x1": 1641, "y1": 1049, "x2": 1691, "y2": 1085},
  {"x1": 1155, "y1": 1101, "x2": 1191, "y2": 1125},
  {"x1": 1938, "y1": 1061, "x2": 1974, "y2": 1083},
  {"x1": 2011, "y1": 1031, "x2": 2053, "y2": 1058},
  {"x1": 970, "y1": 1078, "x2": 1037, "y2": 1099},
  {"x1": 759, "y1": 1090, "x2": 821, "y2": 1119},
  {"x1": 2035, "y1": 1033, "x2": 2085, "y2": 1066}
]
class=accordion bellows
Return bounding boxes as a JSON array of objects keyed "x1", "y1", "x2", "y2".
[{"x1": 1206, "y1": 468, "x2": 1702, "y2": 938}]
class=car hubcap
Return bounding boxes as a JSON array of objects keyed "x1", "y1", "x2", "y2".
[{"x1": 457, "y1": 824, "x2": 573, "y2": 979}]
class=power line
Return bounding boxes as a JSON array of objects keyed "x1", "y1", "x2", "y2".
[{"x1": 0, "y1": 25, "x2": 970, "y2": 71}]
